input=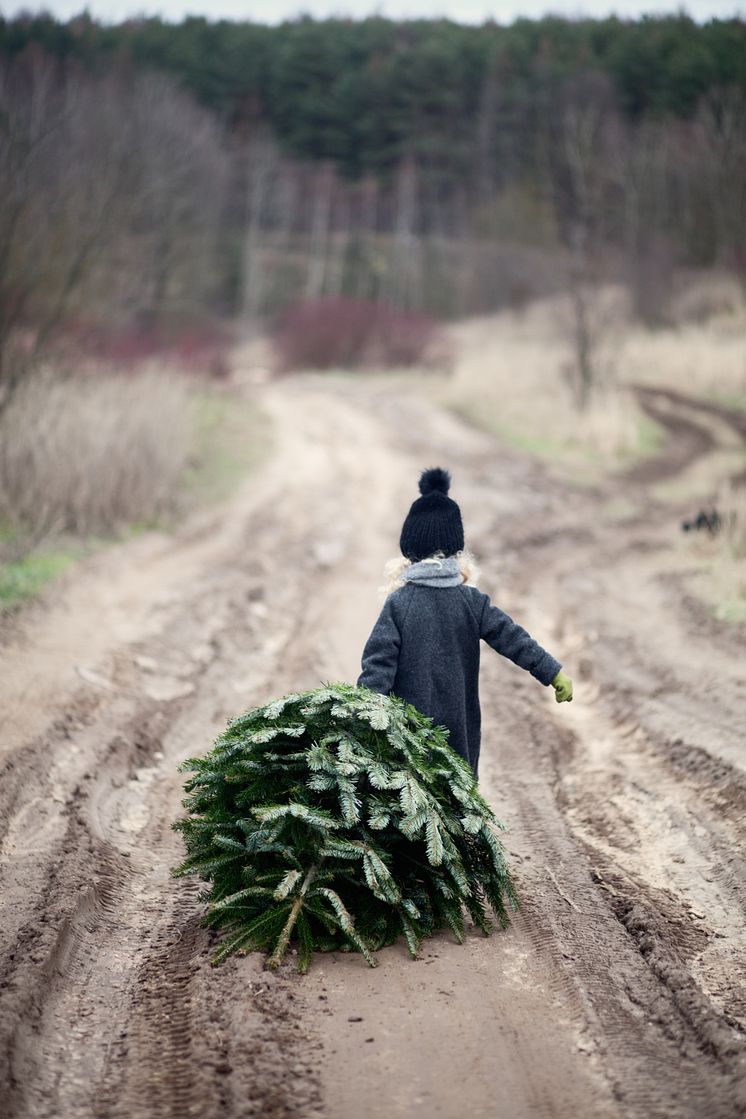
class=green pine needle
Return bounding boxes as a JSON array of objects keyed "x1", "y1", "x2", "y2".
[{"x1": 172, "y1": 683, "x2": 518, "y2": 970}]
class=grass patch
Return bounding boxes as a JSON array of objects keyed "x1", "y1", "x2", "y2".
[
  {"x1": 601, "y1": 497, "x2": 639, "y2": 521},
  {"x1": 715, "y1": 597, "x2": 746, "y2": 624},
  {"x1": 450, "y1": 399, "x2": 568, "y2": 460},
  {"x1": 631, "y1": 414, "x2": 665, "y2": 459},
  {"x1": 687, "y1": 560, "x2": 746, "y2": 625},
  {"x1": 185, "y1": 390, "x2": 271, "y2": 505},
  {"x1": 451, "y1": 395, "x2": 663, "y2": 483},
  {"x1": 0, "y1": 547, "x2": 80, "y2": 610},
  {"x1": 704, "y1": 391, "x2": 746, "y2": 413}
]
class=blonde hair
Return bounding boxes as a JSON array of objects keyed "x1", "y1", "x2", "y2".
[{"x1": 379, "y1": 549, "x2": 480, "y2": 599}]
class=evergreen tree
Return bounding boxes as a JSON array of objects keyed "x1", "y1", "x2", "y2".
[{"x1": 173, "y1": 683, "x2": 518, "y2": 970}]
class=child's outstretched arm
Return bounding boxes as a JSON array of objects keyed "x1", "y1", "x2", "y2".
[
  {"x1": 357, "y1": 598, "x2": 401, "y2": 696},
  {"x1": 477, "y1": 593, "x2": 572, "y2": 702}
]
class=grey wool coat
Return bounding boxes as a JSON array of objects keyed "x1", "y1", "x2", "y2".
[{"x1": 357, "y1": 560, "x2": 561, "y2": 777}]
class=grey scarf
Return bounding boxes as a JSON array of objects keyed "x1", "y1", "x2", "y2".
[{"x1": 401, "y1": 556, "x2": 463, "y2": 588}]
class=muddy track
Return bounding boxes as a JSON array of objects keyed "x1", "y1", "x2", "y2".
[
  {"x1": 1, "y1": 375, "x2": 745, "y2": 1118},
  {"x1": 633, "y1": 385, "x2": 746, "y2": 440},
  {"x1": 629, "y1": 384, "x2": 746, "y2": 487}
]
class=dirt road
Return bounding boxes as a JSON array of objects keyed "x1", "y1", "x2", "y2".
[{"x1": 1, "y1": 373, "x2": 744, "y2": 1119}]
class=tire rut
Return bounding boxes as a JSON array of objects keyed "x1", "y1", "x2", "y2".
[
  {"x1": 628, "y1": 384, "x2": 745, "y2": 486},
  {"x1": 1, "y1": 375, "x2": 745, "y2": 1119},
  {"x1": 483, "y1": 694, "x2": 746, "y2": 1118},
  {"x1": 0, "y1": 384, "x2": 402, "y2": 1119}
]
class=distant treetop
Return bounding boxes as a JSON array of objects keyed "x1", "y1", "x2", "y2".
[{"x1": 1, "y1": 12, "x2": 744, "y2": 175}]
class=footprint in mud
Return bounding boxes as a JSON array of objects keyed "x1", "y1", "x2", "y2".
[
  {"x1": 142, "y1": 677, "x2": 196, "y2": 702},
  {"x1": 119, "y1": 769, "x2": 158, "y2": 833},
  {"x1": 133, "y1": 644, "x2": 216, "y2": 701},
  {"x1": 75, "y1": 665, "x2": 117, "y2": 690},
  {"x1": 313, "y1": 538, "x2": 347, "y2": 568}
]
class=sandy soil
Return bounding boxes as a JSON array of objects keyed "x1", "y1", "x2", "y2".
[{"x1": 1, "y1": 371, "x2": 744, "y2": 1119}]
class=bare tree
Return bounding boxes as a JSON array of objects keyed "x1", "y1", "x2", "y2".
[
  {"x1": 241, "y1": 131, "x2": 279, "y2": 322},
  {"x1": 120, "y1": 71, "x2": 229, "y2": 329},
  {"x1": 324, "y1": 176, "x2": 350, "y2": 299},
  {"x1": 0, "y1": 54, "x2": 138, "y2": 408},
  {"x1": 696, "y1": 86, "x2": 746, "y2": 287},
  {"x1": 0, "y1": 52, "x2": 230, "y2": 413},
  {"x1": 305, "y1": 161, "x2": 334, "y2": 300},
  {"x1": 0, "y1": 50, "x2": 75, "y2": 408},
  {"x1": 538, "y1": 70, "x2": 620, "y2": 409},
  {"x1": 475, "y1": 57, "x2": 500, "y2": 208},
  {"x1": 351, "y1": 174, "x2": 380, "y2": 300},
  {"x1": 389, "y1": 155, "x2": 422, "y2": 310},
  {"x1": 613, "y1": 117, "x2": 676, "y2": 325}
]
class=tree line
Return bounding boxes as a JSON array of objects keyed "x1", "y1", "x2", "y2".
[
  {"x1": 3, "y1": 12, "x2": 745, "y2": 172},
  {"x1": 1, "y1": 12, "x2": 745, "y2": 396}
]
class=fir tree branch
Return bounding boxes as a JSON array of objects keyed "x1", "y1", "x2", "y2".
[{"x1": 267, "y1": 863, "x2": 319, "y2": 970}]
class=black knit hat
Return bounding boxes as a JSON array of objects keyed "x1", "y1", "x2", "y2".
[{"x1": 399, "y1": 467, "x2": 464, "y2": 562}]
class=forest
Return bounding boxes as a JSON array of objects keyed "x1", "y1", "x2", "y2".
[{"x1": 2, "y1": 11, "x2": 745, "y2": 376}]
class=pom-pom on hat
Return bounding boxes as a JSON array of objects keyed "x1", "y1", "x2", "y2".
[{"x1": 399, "y1": 467, "x2": 465, "y2": 562}]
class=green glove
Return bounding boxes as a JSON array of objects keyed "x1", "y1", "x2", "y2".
[{"x1": 552, "y1": 669, "x2": 573, "y2": 703}]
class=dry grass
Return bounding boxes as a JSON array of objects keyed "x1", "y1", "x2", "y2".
[
  {"x1": 713, "y1": 481, "x2": 746, "y2": 621},
  {"x1": 717, "y1": 480, "x2": 746, "y2": 559},
  {"x1": 681, "y1": 481, "x2": 746, "y2": 622},
  {"x1": 0, "y1": 367, "x2": 193, "y2": 541},
  {"x1": 623, "y1": 279, "x2": 746, "y2": 405},
  {"x1": 446, "y1": 277, "x2": 746, "y2": 478},
  {"x1": 446, "y1": 290, "x2": 655, "y2": 476},
  {"x1": 0, "y1": 361, "x2": 269, "y2": 609}
]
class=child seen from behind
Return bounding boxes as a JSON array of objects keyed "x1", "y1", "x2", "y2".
[{"x1": 358, "y1": 467, "x2": 573, "y2": 779}]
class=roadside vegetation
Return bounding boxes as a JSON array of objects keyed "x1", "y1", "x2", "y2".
[
  {"x1": 446, "y1": 277, "x2": 746, "y2": 479},
  {"x1": 0, "y1": 364, "x2": 268, "y2": 613},
  {"x1": 446, "y1": 292, "x2": 661, "y2": 480},
  {"x1": 0, "y1": 542, "x2": 81, "y2": 611}
]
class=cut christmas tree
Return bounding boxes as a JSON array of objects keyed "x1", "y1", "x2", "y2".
[{"x1": 173, "y1": 682, "x2": 518, "y2": 971}]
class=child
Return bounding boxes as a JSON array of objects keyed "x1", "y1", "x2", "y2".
[{"x1": 357, "y1": 467, "x2": 573, "y2": 779}]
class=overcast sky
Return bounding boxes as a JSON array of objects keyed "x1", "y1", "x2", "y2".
[{"x1": 2, "y1": 1, "x2": 744, "y2": 25}]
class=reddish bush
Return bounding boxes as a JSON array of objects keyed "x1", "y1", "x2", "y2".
[
  {"x1": 273, "y1": 298, "x2": 439, "y2": 371},
  {"x1": 57, "y1": 318, "x2": 232, "y2": 376},
  {"x1": 374, "y1": 306, "x2": 438, "y2": 367}
]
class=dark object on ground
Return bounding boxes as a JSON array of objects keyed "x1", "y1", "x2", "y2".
[
  {"x1": 173, "y1": 683, "x2": 517, "y2": 971},
  {"x1": 681, "y1": 508, "x2": 722, "y2": 535}
]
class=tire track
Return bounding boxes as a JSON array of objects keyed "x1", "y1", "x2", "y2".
[
  {"x1": 0, "y1": 383, "x2": 405, "y2": 1119},
  {"x1": 483, "y1": 692, "x2": 746, "y2": 1118},
  {"x1": 1, "y1": 375, "x2": 745, "y2": 1119}
]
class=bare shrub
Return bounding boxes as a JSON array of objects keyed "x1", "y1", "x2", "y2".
[
  {"x1": 621, "y1": 293, "x2": 746, "y2": 402},
  {"x1": 369, "y1": 307, "x2": 439, "y2": 367},
  {"x1": 448, "y1": 294, "x2": 649, "y2": 466},
  {"x1": 273, "y1": 297, "x2": 439, "y2": 371},
  {"x1": 0, "y1": 367, "x2": 193, "y2": 538},
  {"x1": 626, "y1": 233, "x2": 677, "y2": 328},
  {"x1": 0, "y1": 53, "x2": 230, "y2": 411},
  {"x1": 555, "y1": 283, "x2": 628, "y2": 406},
  {"x1": 670, "y1": 273, "x2": 745, "y2": 326}
]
